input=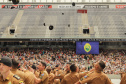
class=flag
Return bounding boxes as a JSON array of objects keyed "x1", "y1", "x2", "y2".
[{"x1": 76, "y1": 41, "x2": 99, "y2": 54}]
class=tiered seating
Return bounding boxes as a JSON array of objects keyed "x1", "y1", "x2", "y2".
[
  {"x1": 88, "y1": 8, "x2": 126, "y2": 38},
  {"x1": 17, "y1": 9, "x2": 82, "y2": 38},
  {"x1": 0, "y1": 8, "x2": 126, "y2": 39},
  {"x1": 0, "y1": 9, "x2": 19, "y2": 37}
]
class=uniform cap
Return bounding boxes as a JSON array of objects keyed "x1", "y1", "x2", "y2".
[{"x1": 0, "y1": 56, "x2": 12, "y2": 67}]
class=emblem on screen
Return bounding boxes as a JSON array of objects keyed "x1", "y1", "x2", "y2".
[{"x1": 84, "y1": 43, "x2": 91, "y2": 52}]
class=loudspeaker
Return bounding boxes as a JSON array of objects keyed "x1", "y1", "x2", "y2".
[
  {"x1": 68, "y1": 24, "x2": 70, "y2": 27},
  {"x1": 83, "y1": 29, "x2": 89, "y2": 34},
  {"x1": 10, "y1": 29, "x2": 15, "y2": 34},
  {"x1": 43, "y1": 23, "x2": 46, "y2": 26},
  {"x1": 12, "y1": 0, "x2": 19, "y2": 4},
  {"x1": 49, "y1": 25, "x2": 53, "y2": 30},
  {"x1": 72, "y1": 2, "x2": 75, "y2": 6}
]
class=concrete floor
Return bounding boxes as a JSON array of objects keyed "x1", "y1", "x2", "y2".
[{"x1": 111, "y1": 79, "x2": 121, "y2": 84}]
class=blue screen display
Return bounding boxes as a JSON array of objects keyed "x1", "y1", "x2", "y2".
[{"x1": 76, "y1": 41, "x2": 99, "y2": 54}]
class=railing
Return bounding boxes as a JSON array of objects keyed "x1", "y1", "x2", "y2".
[{"x1": 0, "y1": 0, "x2": 126, "y2": 3}]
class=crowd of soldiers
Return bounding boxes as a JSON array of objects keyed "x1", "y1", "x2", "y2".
[
  {"x1": 0, "y1": 49, "x2": 126, "y2": 84},
  {"x1": 0, "y1": 56, "x2": 126, "y2": 84}
]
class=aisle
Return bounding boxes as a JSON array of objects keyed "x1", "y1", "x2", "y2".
[{"x1": 111, "y1": 79, "x2": 121, "y2": 84}]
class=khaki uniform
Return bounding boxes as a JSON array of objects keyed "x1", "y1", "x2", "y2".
[
  {"x1": 78, "y1": 71, "x2": 89, "y2": 79},
  {"x1": 24, "y1": 70, "x2": 35, "y2": 84},
  {"x1": 120, "y1": 73, "x2": 126, "y2": 84},
  {"x1": 64, "y1": 70, "x2": 70, "y2": 75},
  {"x1": 54, "y1": 69, "x2": 64, "y2": 80},
  {"x1": 48, "y1": 73, "x2": 54, "y2": 84},
  {"x1": 79, "y1": 71, "x2": 112, "y2": 84},
  {"x1": 120, "y1": 72, "x2": 125, "y2": 79},
  {"x1": 38, "y1": 70, "x2": 49, "y2": 84},
  {"x1": 0, "y1": 71, "x2": 24, "y2": 84},
  {"x1": 11, "y1": 68, "x2": 25, "y2": 81},
  {"x1": 61, "y1": 72, "x2": 80, "y2": 84},
  {"x1": 34, "y1": 70, "x2": 39, "y2": 78}
]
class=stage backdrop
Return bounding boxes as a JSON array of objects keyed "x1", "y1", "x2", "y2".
[{"x1": 76, "y1": 41, "x2": 99, "y2": 54}]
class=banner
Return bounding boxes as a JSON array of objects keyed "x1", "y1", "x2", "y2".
[
  {"x1": 58, "y1": 5, "x2": 109, "y2": 8},
  {"x1": 58, "y1": 5, "x2": 83, "y2": 8},
  {"x1": 116, "y1": 5, "x2": 126, "y2": 9},
  {"x1": 83, "y1": 5, "x2": 109, "y2": 8},
  {"x1": 76, "y1": 41, "x2": 99, "y2": 54},
  {"x1": 1, "y1": 5, "x2": 52, "y2": 9}
]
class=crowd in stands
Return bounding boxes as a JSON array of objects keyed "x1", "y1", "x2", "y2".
[
  {"x1": 0, "y1": 48, "x2": 126, "y2": 75},
  {"x1": 92, "y1": 49, "x2": 126, "y2": 74},
  {"x1": 0, "y1": 48, "x2": 126, "y2": 84}
]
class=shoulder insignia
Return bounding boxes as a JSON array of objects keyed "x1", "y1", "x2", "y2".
[
  {"x1": 41, "y1": 73, "x2": 44, "y2": 76},
  {"x1": 84, "y1": 75, "x2": 88, "y2": 78},
  {"x1": 40, "y1": 73, "x2": 44, "y2": 79},
  {"x1": 13, "y1": 75, "x2": 21, "y2": 80},
  {"x1": 80, "y1": 78, "x2": 83, "y2": 81},
  {"x1": 84, "y1": 73, "x2": 89, "y2": 78},
  {"x1": 80, "y1": 74, "x2": 89, "y2": 81},
  {"x1": 19, "y1": 81, "x2": 24, "y2": 84},
  {"x1": 57, "y1": 74, "x2": 61, "y2": 76},
  {"x1": 8, "y1": 81, "x2": 11, "y2": 84}
]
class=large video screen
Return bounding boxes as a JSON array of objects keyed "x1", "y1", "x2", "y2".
[{"x1": 76, "y1": 41, "x2": 99, "y2": 54}]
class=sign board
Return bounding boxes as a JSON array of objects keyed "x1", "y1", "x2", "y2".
[
  {"x1": 1, "y1": 5, "x2": 52, "y2": 9},
  {"x1": 58, "y1": 5, "x2": 109, "y2": 8}
]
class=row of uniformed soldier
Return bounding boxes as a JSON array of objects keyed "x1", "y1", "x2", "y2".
[
  {"x1": 0, "y1": 56, "x2": 126, "y2": 84},
  {"x1": 0, "y1": 56, "x2": 24, "y2": 84}
]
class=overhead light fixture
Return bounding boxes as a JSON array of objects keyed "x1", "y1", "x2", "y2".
[
  {"x1": 12, "y1": 0, "x2": 19, "y2": 4},
  {"x1": 9, "y1": 0, "x2": 19, "y2": 4}
]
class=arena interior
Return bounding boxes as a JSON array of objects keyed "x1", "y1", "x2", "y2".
[{"x1": 0, "y1": 0, "x2": 126, "y2": 84}]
